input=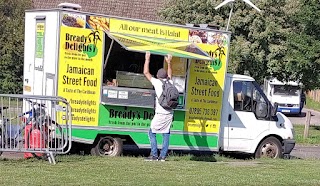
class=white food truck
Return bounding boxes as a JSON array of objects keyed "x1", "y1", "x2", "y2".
[{"x1": 21, "y1": 3, "x2": 295, "y2": 158}]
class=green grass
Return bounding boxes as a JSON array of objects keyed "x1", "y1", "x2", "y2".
[
  {"x1": 306, "y1": 97, "x2": 320, "y2": 112},
  {"x1": 294, "y1": 124, "x2": 320, "y2": 145},
  {"x1": 1, "y1": 155, "x2": 320, "y2": 185}
]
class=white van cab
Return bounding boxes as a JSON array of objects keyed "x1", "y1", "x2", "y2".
[{"x1": 221, "y1": 74, "x2": 295, "y2": 158}]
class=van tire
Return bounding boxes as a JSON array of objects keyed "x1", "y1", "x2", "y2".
[
  {"x1": 255, "y1": 137, "x2": 282, "y2": 159},
  {"x1": 90, "y1": 136, "x2": 123, "y2": 157}
]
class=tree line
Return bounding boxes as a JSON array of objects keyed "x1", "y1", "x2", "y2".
[
  {"x1": 0, "y1": 0, "x2": 319, "y2": 94},
  {"x1": 0, "y1": 0, "x2": 32, "y2": 94},
  {"x1": 159, "y1": 0, "x2": 320, "y2": 90}
]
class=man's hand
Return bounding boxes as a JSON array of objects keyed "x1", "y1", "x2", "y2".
[
  {"x1": 145, "y1": 51, "x2": 151, "y2": 62},
  {"x1": 165, "y1": 54, "x2": 172, "y2": 64},
  {"x1": 165, "y1": 54, "x2": 173, "y2": 79},
  {"x1": 144, "y1": 51, "x2": 152, "y2": 81}
]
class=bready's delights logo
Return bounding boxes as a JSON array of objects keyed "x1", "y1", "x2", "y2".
[
  {"x1": 194, "y1": 46, "x2": 226, "y2": 71},
  {"x1": 65, "y1": 30, "x2": 101, "y2": 58},
  {"x1": 207, "y1": 46, "x2": 226, "y2": 71}
]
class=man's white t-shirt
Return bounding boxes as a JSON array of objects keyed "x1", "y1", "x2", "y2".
[{"x1": 151, "y1": 77, "x2": 174, "y2": 114}]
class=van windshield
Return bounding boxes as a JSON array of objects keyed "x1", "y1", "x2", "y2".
[{"x1": 273, "y1": 85, "x2": 300, "y2": 96}]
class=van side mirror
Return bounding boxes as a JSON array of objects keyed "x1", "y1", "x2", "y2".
[
  {"x1": 271, "y1": 102, "x2": 279, "y2": 117},
  {"x1": 255, "y1": 102, "x2": 268, "y2": 118}
]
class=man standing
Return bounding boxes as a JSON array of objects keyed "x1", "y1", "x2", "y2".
[{"x1": 143, "y1": 51, "x2": 174, "y2": 161}]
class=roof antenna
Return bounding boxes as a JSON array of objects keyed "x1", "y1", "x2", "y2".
[
  {"x1": 214, "y1": 0, "x2": 261, "y2": 31},
  {"x1": 58, "y1": 2, "x2": 81, "y2": 11}
]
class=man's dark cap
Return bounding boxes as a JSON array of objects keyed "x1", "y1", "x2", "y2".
[{"x1": 157, "y1": 68, "x2": 168, "y2": 79}]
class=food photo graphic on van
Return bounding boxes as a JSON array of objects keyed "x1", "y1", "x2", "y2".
[
  {"x1": 86, "y1": 16, "x2": 110, "y2": 31},
  {"x1": 62, "y1": 13, "x2": 86, "y2": 28},
  {"x1": 19, "y1": 4, "x2": 295, "y2": 159}
]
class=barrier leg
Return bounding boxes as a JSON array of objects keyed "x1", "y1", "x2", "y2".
[{"x1": 47, "y1": 152, "x2": 56, "y2": 165}]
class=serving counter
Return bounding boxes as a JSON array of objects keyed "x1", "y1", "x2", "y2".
[{"x1": 101, "y1": 86, "x2": 186, "y2": 110}]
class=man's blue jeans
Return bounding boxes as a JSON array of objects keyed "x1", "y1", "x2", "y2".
[{"x1": 148, "y1": 128, "x2": 170, "y2": 158}]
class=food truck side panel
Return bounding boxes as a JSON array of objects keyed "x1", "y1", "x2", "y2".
[
  {"x1": 24, "y1": 10, "x2": 60, "y2": 97},
  {"x1": 98, "y1": 105, "x2": 219, "y2": 149},
  {"x1": 32, "y1": 8, "x2": 230, "y2": 152},
  {"x1": 56, "y1": 11, "x2": 105, "y2": 130}
]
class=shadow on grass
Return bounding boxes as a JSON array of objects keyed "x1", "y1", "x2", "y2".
[
  {"x1": 190, "y1": 155, "x2": 217, "y2": 162},
  {"x1": 64, "y1": 143, "x2": 257, "y2": 162},
  {"x1": 219, "y1": 152, "x2": 254, "y2": 160},
  {"x1": 1, "y1": 143, "x2": 257, "y2": 164},
  {"x1": 166, "y1": 151, "x2": 217, "y2": 162},
  {"x1": 312, "y1": 126, "x2": 320, "y2": 131},
  {"x1": 1, "y1": 151, "x2": 259, "y2": 164},
  {"x1": 288, "y1": 155, "x2": 303, "y2": 160},
  {"x1": 167, "y1": 150, "x2": 256, "y2": 162}
]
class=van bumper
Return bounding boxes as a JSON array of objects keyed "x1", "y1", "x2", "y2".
[{"x1": 283, "y1": 139, "x2": 296, "y2": 155}]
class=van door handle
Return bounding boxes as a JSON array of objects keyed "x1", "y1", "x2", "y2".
[{"x1": 228, "y1": 114, "x2": 232, "y2": 121}]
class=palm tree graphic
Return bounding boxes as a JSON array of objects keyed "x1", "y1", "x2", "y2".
[
  {"x1": 88, "y1": 30, "x2": 101, "y2": 46},
  {"x1": 215, "y1": 45, "x2": 226, "y2": 61},
  {"x1": 211, "y1": 45, "x2": 226, "y2": 68}
]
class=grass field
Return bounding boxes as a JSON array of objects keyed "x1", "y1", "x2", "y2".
[
  {"x1": 0, "y1": 125, "x2": 319, "y2": 185},
  {"x1": 1, "y1": 97, "x2": 320, "y2": 185},
  {"x1": 1, "y1": 155, "x2": 320, "y2": 185},
  {"x1": 306, "y1": 97, "x2": 320, "y2": 112},
  {"x1": 294, "y1": 124, "x2": 320, "y2": 145}
]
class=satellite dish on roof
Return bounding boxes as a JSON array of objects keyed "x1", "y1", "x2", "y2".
[{"x1": 214, "y1": 0, "x2": 261, "y2": 31}]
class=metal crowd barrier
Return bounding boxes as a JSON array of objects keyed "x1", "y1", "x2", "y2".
[{"x1": 0, "y1": 94, "x2": 72, "y2": 164}]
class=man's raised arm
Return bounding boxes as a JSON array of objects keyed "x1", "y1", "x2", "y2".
[
  {"x1": 165, "y1": 54, "x2": 172, "y2": 79},
  {"x1": 143, "y1": 51, "x2": 152, "y2": 81}
]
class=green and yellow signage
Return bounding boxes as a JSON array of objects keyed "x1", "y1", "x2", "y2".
[
  {"x1": 59, "y1": 12, "x2": 230, "y2": 136},
  {"x1": 57, "y1": 25, "x2": 104, "y2": 126}
]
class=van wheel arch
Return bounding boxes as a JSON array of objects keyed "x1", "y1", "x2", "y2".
[{"x1": 254, "y1": 135, "x2": 283, "y2": 159}]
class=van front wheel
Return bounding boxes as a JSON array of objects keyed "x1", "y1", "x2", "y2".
[
  {"x1": 91, "y1": 136, "x2": 123, "y2": 157},
  {"x1": 255, "y1": 137, "x2": 282, "y2": 159}
]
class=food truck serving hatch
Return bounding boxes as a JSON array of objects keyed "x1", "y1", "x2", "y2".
[
  {"x1": 99, "y1": 30, "x2": 213, "y2": 110},
  {"x1": 103, "y1": 31, "x2": 214, "y2": 65}
]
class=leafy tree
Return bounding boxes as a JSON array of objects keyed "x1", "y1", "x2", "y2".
[
  {"x1": 0, "y1": 0, "x2": 32, "y2": 94},
  {"x1": 285, "y1": 0, "x2": 320, "y2": 90},
  {"x1": 158, "y1": 0, "x2": 314, "y2": 87}
]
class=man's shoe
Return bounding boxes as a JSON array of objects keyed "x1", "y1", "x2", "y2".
[
  {"x1": 158, "y1": 157, "x2": 166, "y2": 162},
  {"x1": 144, "y1": 156, "x2": 158, "y2": 161}
]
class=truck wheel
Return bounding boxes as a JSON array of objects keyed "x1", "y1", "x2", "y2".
[
  {"x1": 91, "y1": 136, "x2": 123, "y2": 157},
  {"x1": 255, "y1": 137, "x2": 282, "y2": 159}
]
